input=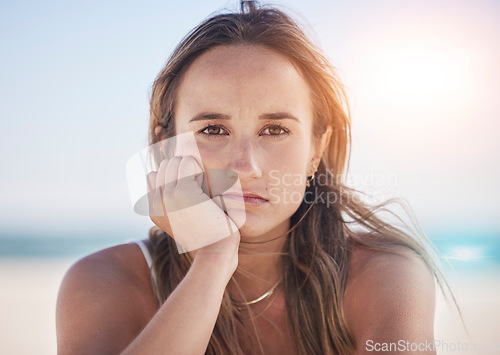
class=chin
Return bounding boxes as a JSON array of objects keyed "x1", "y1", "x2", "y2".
[
  {"x1": 237, "y1": 215, "x2": 290, "y2": 241},
  {"x1": 237, "y1": 221, "x2": 267, "y2": 238}
]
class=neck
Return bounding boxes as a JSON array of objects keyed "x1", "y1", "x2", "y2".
[{"x1": 228, "y1": 219, "x2": 290, "y2": 303}]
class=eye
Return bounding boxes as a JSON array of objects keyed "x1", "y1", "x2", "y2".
[
  {"x1": 199, "y1": 124, "x2": 229, "y2": 137},
  {"x1": 260, "y1": 124, "x2": 290, "y2": 137}
]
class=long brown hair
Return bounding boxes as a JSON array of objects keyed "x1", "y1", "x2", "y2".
[{"x1": 146, "y1": 3, "x2": 455, "y2": 354}]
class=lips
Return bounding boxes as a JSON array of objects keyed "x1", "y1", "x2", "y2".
[{"x1": 221, "y1": 191, "x2": 269, "y2": 205}]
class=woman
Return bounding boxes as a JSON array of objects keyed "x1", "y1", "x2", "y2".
[{"x1": 56, "y1": 2, "x2": 447, "y2": 354}]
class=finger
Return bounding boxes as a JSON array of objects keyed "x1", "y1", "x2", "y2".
[
  {"x1": 177, "y1": 156, "x2": 196, "y2": 179},
  {"x1": 165, "y1": 156, "x2": 182, "y2": 188},
  {"x1": 193, "y1": 157, "x2": 205, "y2": 188},
  {"x1": 146, "y1": 171, "x2": 157, "y2": 194},
  {"x1": 154, "y1": 160, "x2": 171, "y2": 217},
  {"x1": 155, "y1": 158, "x2": 169, "y2": 190},
  {"x1": 177, "y1": 156, "x2": 202, "y2": 190},
  {"x1": 146, "y1": 171, "x2": 162, "y2": 216}
]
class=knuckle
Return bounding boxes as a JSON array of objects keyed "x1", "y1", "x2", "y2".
[
  {"x1": 159, "y1": 158, "x2": 169, "y2": 169},
  {"x1": 147, "y1": 171, "x2": 157, "y2": 181},
  {"x1": 169, "y1": 156, "x2": 182, "y2": 164}
]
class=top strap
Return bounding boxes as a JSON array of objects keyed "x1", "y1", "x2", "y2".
[{"x1": 131, "y1": 240, "x2": 162, "y2": 307}]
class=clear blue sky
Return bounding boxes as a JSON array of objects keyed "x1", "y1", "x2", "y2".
[{"x1": 1, "y1": 0, "x2": 499, "y2": 240}]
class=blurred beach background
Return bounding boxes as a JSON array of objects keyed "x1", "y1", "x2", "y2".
[{"x1": 1, "y1": 0, "x2": 499, "y2": 353}]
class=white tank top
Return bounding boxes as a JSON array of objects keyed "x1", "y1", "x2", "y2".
[{"x1": 130, "y1": 239, "x2": 162, "y2": 307}]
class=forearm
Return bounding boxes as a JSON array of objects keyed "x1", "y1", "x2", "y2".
[{"x1": 121, "y1": 256, "x2": 232, "y2": 355}]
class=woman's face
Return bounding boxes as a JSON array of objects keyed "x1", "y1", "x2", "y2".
[{"x1": 174, "y1": 44, "x2": 323, "y2": 239}]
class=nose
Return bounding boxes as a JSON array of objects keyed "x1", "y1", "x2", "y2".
[{"x1": 226, "y1": 138, "x2": 262, "y2": 179}]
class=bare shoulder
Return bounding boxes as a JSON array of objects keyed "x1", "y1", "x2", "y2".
[
  {"x1": 344, "y1": 240, "x2": 436, "y2": 354},
  {"x1": 56, "y1": 241, "x2": 158, "y2": 354}
]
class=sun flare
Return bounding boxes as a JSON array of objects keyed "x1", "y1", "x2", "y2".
[{"x1": 359, "y1": 41, "x2": 472, "y2": 112}]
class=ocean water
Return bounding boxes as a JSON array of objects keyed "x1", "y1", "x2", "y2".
[
  {"x1": 430, "y1": 232, "x2": 500, "y2": 275},
  {"x1": 0, "y1": 232, "x2": 499, "y2": 272},
  {"x1": 0, "y1": 236, "x2": 131, "y2": 259},
  {"x1": 0, "y1": 233, "x2": 499, "y2": 258}
]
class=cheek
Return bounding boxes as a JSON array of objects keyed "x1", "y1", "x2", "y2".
[
  {"x1": 264, "y1": 141, "x2": 310, "y2": 175},
  {"x1": 193, "y1": 141, "x2": 226, "y2": 169},
  {"x1": 267, "y1": 156, "x2": 308, "y2": 207},
  {"x1": 265, "y1": 141, "x2": 311, "y2": 205},
  {"x1": 267, "y1": 169, "x2": 307, "y2": 206}
]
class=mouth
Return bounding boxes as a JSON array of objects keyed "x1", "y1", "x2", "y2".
[{"x1": 221, "y1": 192, "x2": 269, "y2": 205}]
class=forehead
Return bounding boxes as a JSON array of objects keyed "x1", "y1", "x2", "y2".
[{"x1": 175, "y1": 44, "x2": 313, "y2": 118}]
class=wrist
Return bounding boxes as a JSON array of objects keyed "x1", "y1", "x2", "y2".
[{"x1": 192, "y1": 252, "x2": 238, "y2": 284}]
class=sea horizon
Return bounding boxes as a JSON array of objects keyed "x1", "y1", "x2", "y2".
[{"x1": 1, "y1": 231, "x2": 499, "y2": 272}]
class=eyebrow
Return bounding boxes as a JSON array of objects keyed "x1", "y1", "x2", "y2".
[
  {"x1": 189, "y1": 113, "x2": 230, "y2": 122},
  {"x1": 259, "y1": 112, "x2": 300, "y2": 122},
  {"x1": 188, "y1": 112, "x2": 300, "y2": 122}
]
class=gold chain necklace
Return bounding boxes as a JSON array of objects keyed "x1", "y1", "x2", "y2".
[{"x1": 234, "y1": 280, "x2": 281, "y2": 310}]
